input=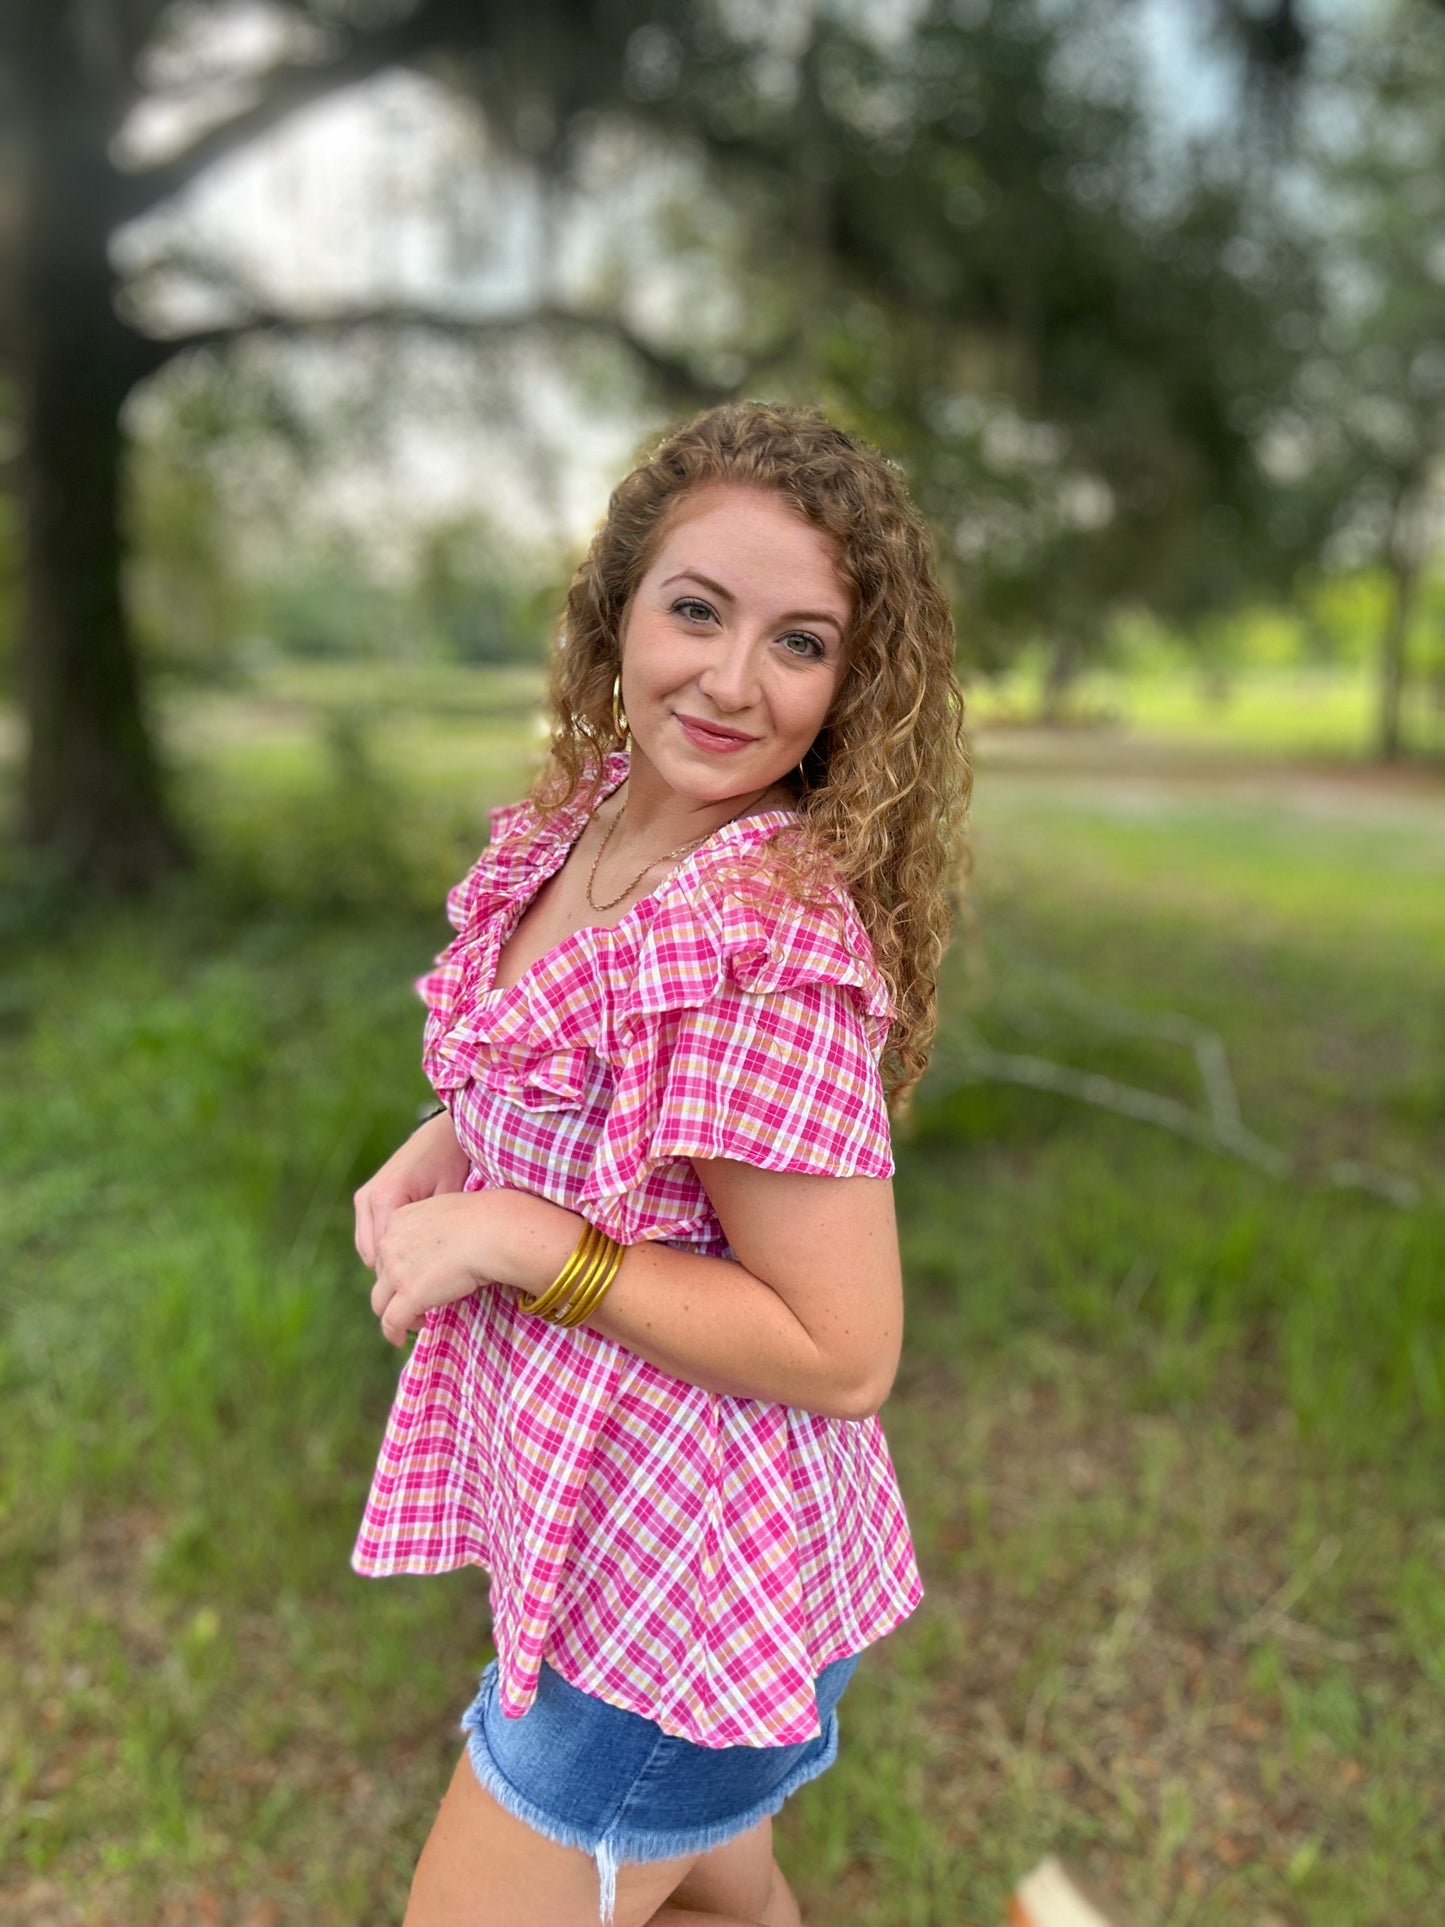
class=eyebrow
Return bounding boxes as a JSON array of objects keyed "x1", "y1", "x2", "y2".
[{"x1": 660, "y1": 570, "x2": 847, "y2": 635}]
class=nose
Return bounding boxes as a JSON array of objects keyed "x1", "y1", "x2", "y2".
[{"x1": 696, "y1": 629, "x2": 762, "y2": 714}]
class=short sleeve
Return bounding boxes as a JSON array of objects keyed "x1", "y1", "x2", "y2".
[{"x1": 581, "y1": 863, "x2": 896, "y2": 1224}]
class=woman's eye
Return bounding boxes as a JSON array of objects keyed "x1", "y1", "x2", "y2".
[
  {"x1": 781, "y1": 632, "x2": 826, "y2": 661},
  {"x1": 673, "y1": 598, "x2": 713, "y2": 623}
]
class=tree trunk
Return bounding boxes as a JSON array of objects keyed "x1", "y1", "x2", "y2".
[
  {"x1": 14, "y1": 11, "x2": 189, "y2": 899},
  {"x1": 1375, "y1": 543, "x2": 1416, "y2": 765},
  {"x1": 1040, "y1": 631, "x2": 1081, "y2": 724},
  {"x1": 18, "y1": 330, "x2": 190, "y2": 896}
]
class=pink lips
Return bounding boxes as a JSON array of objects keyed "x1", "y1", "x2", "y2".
[{"x1": 675, "y1": 713, "x2": 757, "y2": 752}]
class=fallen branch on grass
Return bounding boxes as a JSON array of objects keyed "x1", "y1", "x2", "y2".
[
  {"x1": 926, "y1": 984, "x2": 1422, "y2": 1211},
  {"x1": 1231, "y1": 1534, "x2": 1341, "y2": 1649},
  {"x1": 937, "y1": 1031, "x2": 1292, "y2": 1176},
  {"x1": 1226, "y1": 1535, "x2": 1390, "y2": 1662},
  {"x1": 1025, "y1": 971, "x2": 1250, "y2": 1141}
]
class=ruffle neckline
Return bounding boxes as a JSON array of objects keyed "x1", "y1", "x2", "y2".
[
  {"x1": 416, "y1": 751, "x2": 895, "y2": 1116},
  {"x1": 444, "y1": 753, "x2": 800, "y2": 965}
]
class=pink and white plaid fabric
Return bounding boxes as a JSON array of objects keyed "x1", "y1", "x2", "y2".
[{"x1": 352, "y1": 752, "x2": 924, "y2": 1747}]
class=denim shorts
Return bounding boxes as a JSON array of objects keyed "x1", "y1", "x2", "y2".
[{"x1": 461, "y1": 1652, "x2": 860, "y2": 1924}]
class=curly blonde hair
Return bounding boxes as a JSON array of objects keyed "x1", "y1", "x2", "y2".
[{"x1": 529, "y1": 400, "x2": 972, "y2": 1116}]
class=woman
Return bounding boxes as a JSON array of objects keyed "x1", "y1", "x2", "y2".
[{"x1": 352, "y1": 401, "x2": 971, "y2": 1927}]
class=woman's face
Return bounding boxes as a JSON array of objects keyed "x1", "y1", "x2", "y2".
[{"x1": 617, "y1": 483, "x2": 852, "y2": 807}]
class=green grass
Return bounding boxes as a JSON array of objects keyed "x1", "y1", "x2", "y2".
[
  {"x1": 967, "y1": 663, "x2": 1445, "y2": 762},
  {"x1": 2, "y1": 666, "x2": 1443, "y2": 1923}
]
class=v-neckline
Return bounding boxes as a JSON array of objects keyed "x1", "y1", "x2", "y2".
[{"x1": 479, "y1": 758, "x2": 798, "y2": 1001}]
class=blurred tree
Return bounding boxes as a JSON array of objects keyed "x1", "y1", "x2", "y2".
[
  {"x1": 1266, "y1": 1, "x2": 1445, "y2": 761},
  {"x1": 0, "y1": 0, "x2": 658, "y2": 895},
  {"x1": 1206, "y1": 0, "x2": 1309, "y2": 105},
  {"x1": 0, "y1": 406, "x2": 17, "y2": 693},
  {"x1": 413, "y1": 520, "x2": 546, "y2": 667},
  {"x1": 0, "y1": 0, "x2": 1381, "y2": 895},
  {"x1": 127, "y1": 373, "x2": 271, "y2": 687},
  {"x1": 258, "y1": 558, "x2": 393, "y2": 663},
  {"x1": 655, "y1": 0, "x2": 1322, "y2": 703}
]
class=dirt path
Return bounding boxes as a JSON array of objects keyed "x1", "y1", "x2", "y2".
[{"x1": 975, "y1": 727, "x2": 1445, "y2": 831}]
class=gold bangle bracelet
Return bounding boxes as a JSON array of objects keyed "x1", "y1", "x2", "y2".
[
  {"x1": 534, "y1": 1224, "x2": 605, "y2": 1316},
  {"x1": 516, "y1": 1238, "x2": 587, "y2": 1318},
  {"x1": 557, "y1": 1238, "x2": 625, "y2": 1327},
  {"x1": 518, "y1": 1220, "x2": 605, "y2": 1318},
  {"x1": 545, "y1": 1231, "x2": 614, "y2": 1321}
]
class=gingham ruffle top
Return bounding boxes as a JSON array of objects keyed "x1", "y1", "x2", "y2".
[{"x1": 352, "y1": 752, "x2": 924, "y2": 1747}]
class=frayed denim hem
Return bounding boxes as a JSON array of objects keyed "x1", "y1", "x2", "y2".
[{"x1": 460, "y1": 1694, "x2": 842, "y2": 1925}]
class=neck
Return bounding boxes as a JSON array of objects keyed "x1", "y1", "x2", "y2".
[{"x1": 608, "y1": 752, "x2": 793, "y2": 851}]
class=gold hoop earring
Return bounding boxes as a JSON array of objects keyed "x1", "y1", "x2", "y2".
[{"x1": 611, "y1": 671, "x2": 631, "y2": 748}]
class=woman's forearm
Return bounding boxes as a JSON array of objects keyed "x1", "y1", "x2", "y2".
[{"x1": 492, "y1": 1192, "x2": 862, "y2": 1420}]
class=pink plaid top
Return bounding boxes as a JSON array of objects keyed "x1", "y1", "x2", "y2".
[{"x1": 352, "y1": 751, "x2": 923, "y2": 1747}]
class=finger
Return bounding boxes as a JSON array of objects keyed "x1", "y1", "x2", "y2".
[
  {"x1": 382, "y1": 1305, "x2": 423, "y2": 1348},
  {"x1": 375, "y1": 1275, "x2": 404, "y2": 1345},
  {"x1": 354, "y1": 1186, "x2": 376, "y2": 1269},
  {"x1": 369, "y1": 1189, "x2": 413, "y2": 1265},
  {"x1": 361, "y1": 1179, "x2": 423, "y2": 1272}
]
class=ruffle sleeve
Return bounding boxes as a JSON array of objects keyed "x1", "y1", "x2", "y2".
[
  {"x1": 412, "y1": 796, "x2": 553, "y2": 1099},
  {"x1": 440, "y1": 796, "x2": 541, "y2": 942},
  {"x1": 415, "y1": 757, "x2": 629, "y2": 1021},
  {"x1": 583, "y1": 862, "x2": 897, "y2": 1234}
]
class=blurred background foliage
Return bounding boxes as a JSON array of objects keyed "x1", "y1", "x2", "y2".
[
  {"x1": 2, "y1": 4, "x2": 1444, "y2": 1924},
  {"x1": 1, "y1": 0, "x2": 1444, "y2": 896}
]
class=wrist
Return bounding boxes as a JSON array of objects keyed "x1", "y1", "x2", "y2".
[
  {"x1": 493, "y1": 1193, "x2": 592, "y2": 1301},
  {"x1": 411, "y1": 1107, "x2": 465, "y2": 1170},
  {"x1": 523, "y1": 1221, "x2": 626, "y2": 1326}
]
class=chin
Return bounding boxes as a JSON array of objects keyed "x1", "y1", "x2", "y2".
[
  {"x1": 641, "y1": 742, "x2": 786, "y2": 799},
  {"x1": 696, "y1": 764, "x2": 785, "y2": 800}
]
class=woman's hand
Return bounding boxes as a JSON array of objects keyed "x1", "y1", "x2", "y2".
[
  {"x1": 369, "y1": 1191, "x2": 510, "y2": 1347},
  {"x1": 354, "y1": 1109, "x2": 471, "y2": 1270},
  {"x1": 368, "y1": 1187, "x2": 600, "y2": 1349}
]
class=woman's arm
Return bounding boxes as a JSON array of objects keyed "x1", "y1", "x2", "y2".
[{"x1": 368, "y1": 1169, "x2": 903, "y2": 1421}]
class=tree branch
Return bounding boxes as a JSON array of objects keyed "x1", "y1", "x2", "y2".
[
  {"x1": 926, "y1": 1007, "x2": 1423, "y2": 1211},
  {"x1": 1015, "y1": 970, "x2": 1248, "y2": 1140},
  {"x1": 127, "y1": 285, "x2": 734, "y2": 406},
  {"x1": 933, "y1": 1027, "x2": 1294, "y2": 1176},
  {"x1": 114, "y1": 0, "x2": 491, "y2": 221}
]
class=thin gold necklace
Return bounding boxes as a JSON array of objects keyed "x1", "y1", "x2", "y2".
[{"x1": 585, "y1": 798, "x2": 760, "y2": 912}]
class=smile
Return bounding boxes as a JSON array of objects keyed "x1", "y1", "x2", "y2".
[{"x1": 674, "y1": 714, "x2": 758, "y2": 753}]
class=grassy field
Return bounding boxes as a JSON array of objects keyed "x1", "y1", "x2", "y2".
[
  {"x1": 965, "y1": 662, "x2": 1445, "y2": 763},
  {"x1": 2, "y1": 665, "x2": 1443, "y2": 1925}
]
